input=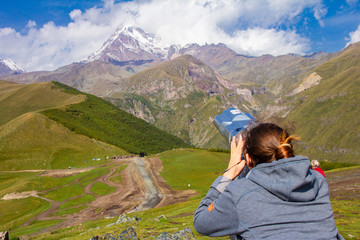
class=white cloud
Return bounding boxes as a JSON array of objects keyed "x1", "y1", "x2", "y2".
[
  {"x1": 26, "y1": 20, "x2": 37, "y2": 28},
  {"x1": 346, "y1": 24, "x2": 360, "y2": 46},
  {"x1": 69, "y1": 9, "x2": 82, "y2": 20},
  {"x1": 229, "y1": 28, "x2": 310, "y2": 56},
  {"x1": 0, "y1": 0, "x2": 325, "y2": 71}
]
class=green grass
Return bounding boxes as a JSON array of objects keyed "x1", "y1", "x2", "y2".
[
  {"x1": 11, "y1": 219, "x2": 64, "y2": 238},
  {"x1": 0, "y1": 81, "x2": 85, "y2": 126},
  {"x1": 78, "y1": 166, "x2": 111, "y2": 186},
  {"x1": 114, "y1": 90, "x2": 228, "y2": 149},
  {"x1": 0, "y1": 166, "x2": 116, "y2": 235},
  {"x1": 40, "y1": 185, "x2": 84, "y2": 202},
  {"x1": 325, "y1": 165, "x2": 360, "y2": 174},
  {"x1": 90, "y1": 182, "x2": 115, "y2": 196},
  {"x1": 0, "y1": 172, "x2": 80, "y2": 199},
  {"x1": 318, "y1": 161, "x2": 359, "y2": 171},
  {"x1": 159, "y1": 148, "x2": 229, "y2": 195},
  {"x1": 31, "y1": 199, "x2": 228, "y2": 240},
  {"x1": 57, "y1": 194, "x2": 95, "y2": 210},
  {"x1": 0, "y1": 197, "x2": 51, "y2": 232},
  {"x1": 41, "y1": 82, "x2": 190, "y2": 155},
  {"x1": 109, "y1": 164, "x2": 127, "y2": 183},
  {"x1": 0, "y1": 112, "x2": 127, "y2": 170},
  {"x1": 55, "y1": 205, "x2": 88, "y2": 217},
  {"x1": 285, "y1": 44, "x2": 360, "y2": 163},
  {"x1": 332, "y1": 199, "x2": 360, "y2": 239}
]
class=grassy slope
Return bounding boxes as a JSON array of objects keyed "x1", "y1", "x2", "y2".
[
  {"x1": 286, "y1": 43, "x2": 360, "y2": 163},
  {"x1": 0, "y1": 80, "x2": 127, "y2": 170},
  {"x1": 0, "y1": 112, "x2": 126, "y2": 170},
  {"x1": 1, "y1": 79, "x2": 190, "y2": 170},
  {"x1": 42, "y1": 82, "x2": 190, "y2": 155},
  {"x1": 0, "y1": 80, "x2": 85, "y2": 126}
]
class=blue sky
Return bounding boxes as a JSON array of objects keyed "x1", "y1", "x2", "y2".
[
  {"x1": 0, "y1": 0, "x2": 359, "y2": 71},
  {"x1": 0, "y1": 1, "x2": 104, "y2": 31}
]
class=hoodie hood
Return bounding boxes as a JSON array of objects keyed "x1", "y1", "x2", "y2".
[{"x1": 247, "y1": 156, "x2": 319, "y2": 202}]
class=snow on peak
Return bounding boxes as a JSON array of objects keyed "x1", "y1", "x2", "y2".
[
  {"x1": 86, "y1": 26, "x2": 169, "y2": 62},
  {"x1": 0, "y1": 58, "x2": 25, "y2": 72}
]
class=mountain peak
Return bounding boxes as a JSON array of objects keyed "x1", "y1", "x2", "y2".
[
  {"x1": 0, "y1": 58, "x2": 25, "y2": 77},
  {"x1": 85, "y1": 26, "x2": 240, "y2": 68},
  {"x1": 86, "y1": 26, "x2": 168, "y2": 64}
]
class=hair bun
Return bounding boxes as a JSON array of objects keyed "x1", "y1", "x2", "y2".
[{"x1": 276, "y1": 135, "x2": 299, "y2": 159}]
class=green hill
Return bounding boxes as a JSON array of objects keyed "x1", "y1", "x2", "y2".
[
  {"x1": 0, "y1": 81, "x2": 189, "y2": 170},
  {"x1": 0, "y1": 80, "x2": 85, "y2": 125},
  {"x1": 41, "y1": 82, "x2": 190, "y2": 155},
  {"x1": 0, "y1": 112, "x2": 125, "y2": 170},
  {"x1": 285, "y1": 43, "x2": 360, "y2": 163},
  {"x1": 0, "y1": 80, "x2": 125, "y2": 170}
]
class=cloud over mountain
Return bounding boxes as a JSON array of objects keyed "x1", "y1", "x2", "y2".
[
  {"x1": 347, "y1": 24, "x2": 360, "y2": 46},
  {"x1": 0, "y1": 0, "x2": 340, "y2": 71}
]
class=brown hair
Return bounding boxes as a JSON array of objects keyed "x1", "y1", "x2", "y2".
[{"x1": 243, "y1": 123, "x2": 299, "y2": 166}]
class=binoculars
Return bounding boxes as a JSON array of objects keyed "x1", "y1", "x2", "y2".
[{"x1": 214, "y1": 107, "x2": 256, "y2": 146}]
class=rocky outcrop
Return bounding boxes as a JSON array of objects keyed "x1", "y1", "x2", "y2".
[
  {"x1": 288, "y1": 72, "x2": 322, "y2": 96},
  {"x1": 154, "y1": 227, "x2": 196, "y2": 240},
  {"x1": 90, "y1": 227, "x2": 195, "y2": 240}
]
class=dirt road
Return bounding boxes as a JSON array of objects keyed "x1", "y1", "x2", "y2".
[
  {"x1": 2, "y1": 156, "x2": 196, "y2": 235},
  {"x1": 130, "y1": 157, "x2": 162, "y2": 212}
]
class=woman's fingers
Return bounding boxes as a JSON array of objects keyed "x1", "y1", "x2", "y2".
[
  {"x1": 231, "y1": 136, "x2": 236, "y2": 148},
  {"x1": 226, "y1": 134, "x2": 246, "y2": 180}
]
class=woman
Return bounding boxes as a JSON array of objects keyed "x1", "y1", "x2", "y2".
[
  {"x1": 194, "y1": 123, "x2": 342, "y2": 239},
  {"x1": 311, "y1": 159, "x2": 326, "y2": 177}
]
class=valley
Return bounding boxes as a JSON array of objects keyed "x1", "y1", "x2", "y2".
[
  {"x1": 0, "y1": 25, "x2": 359, "y2": 239},
  {"x1": 1, "y1": 149, "x2": 358, "y2": 239},
  {"x1": 0, "y1": 154, "x2": 196, "y2": 238},
  {"x1": 3, "y1": 29, "x2": 359, "y2": 163}
]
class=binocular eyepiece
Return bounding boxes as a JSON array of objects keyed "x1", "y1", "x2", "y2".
[{"x1": 214, "y1": 107, "x2": 256, "y2": 146}]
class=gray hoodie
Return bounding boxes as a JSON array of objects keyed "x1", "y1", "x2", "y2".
[{"x1": 194, "y1": 155, "x2": 343, "y2": 239}]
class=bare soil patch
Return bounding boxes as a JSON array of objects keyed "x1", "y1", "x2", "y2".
[
  {"x1": 1, "y1": 191, "x2": 38, "y2": 200},
  {"x1": 25, "y1": 156, "x2": 195, "y2": 234},
  {"x1": 326, "y1": 167, "x2": 360, "y2": 200},
  {"x1": 40, "y1": 166, "x2": 99, "y2": 177}
]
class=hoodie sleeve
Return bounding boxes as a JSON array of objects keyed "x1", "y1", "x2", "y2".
[{"x1": 193, "y1": 176, "x2": 243, "y2": 237}]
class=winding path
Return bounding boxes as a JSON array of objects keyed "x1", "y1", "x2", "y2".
[{"x1": 1, "y1": 156, "x2": 196, "y2": 237}]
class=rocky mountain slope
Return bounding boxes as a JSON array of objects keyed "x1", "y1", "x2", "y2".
[
  {"x1": 261, "y1": 43, "x2": 360, "y2": 163},
  {"x1": 2, "y1": 27, "x2": 333, "y2": 102},
  {"x1": 108, "y1": 54, "x2": 257, "y2": 148},
  {"x1": 3, "y1": 26, "x2": 357, "y2": 156},
  {"x1": 0, "y1": 58, "x2": 25, "y2": 77}
]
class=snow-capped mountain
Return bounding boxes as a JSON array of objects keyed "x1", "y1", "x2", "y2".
[
  {"x1": 0, "y1": 59, "x2": 25, "y2": 77},
  {"x1": 85, "y1": 26, "x2": 237, "y2": 69},
  {"x1": 86, "y1": 26, "x2": 169, "y2": 65}
]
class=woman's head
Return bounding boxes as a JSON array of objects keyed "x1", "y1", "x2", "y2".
[
  {"x1": 243, "y1": 123, "x2": 299, "y2": 167},
  {"x1": 311, "y1": 160, "x2": 320, "y2": 168}
]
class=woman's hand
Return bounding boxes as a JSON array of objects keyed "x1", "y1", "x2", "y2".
[{"x1": 223, "y1": 135, "x2": 246, "y2": 180}]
